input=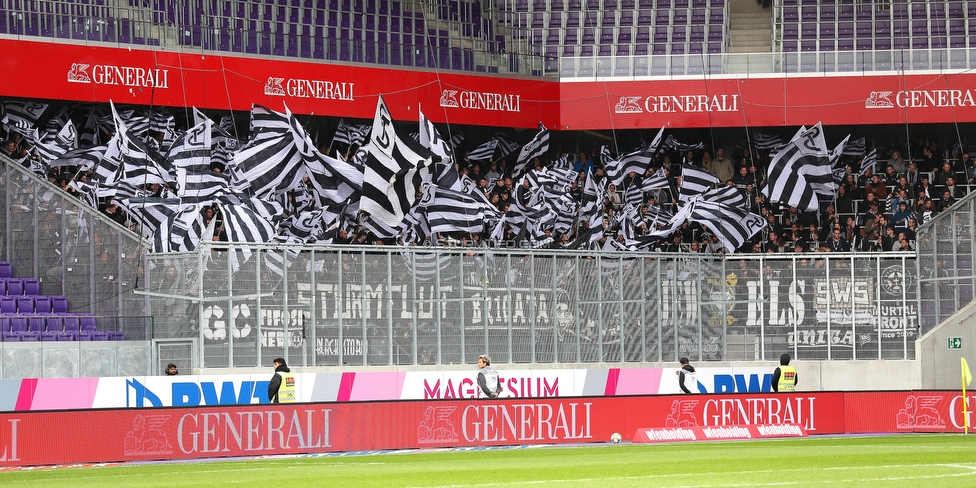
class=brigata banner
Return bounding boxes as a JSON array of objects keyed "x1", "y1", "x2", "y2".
[{"x1": 0, "y1": 390, "x2": 972, "y2": 467}]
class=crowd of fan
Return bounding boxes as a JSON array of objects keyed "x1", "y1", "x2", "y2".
[{"x1": 2, "y1": 118, "x2": 973, "y2": 254}]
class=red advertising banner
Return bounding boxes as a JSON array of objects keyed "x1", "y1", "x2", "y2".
[
  {"x1": 0, "y1": 40, "x2": 557, "y2": 129},
  {"x1": 3, "y1": 40, "x2": 976, "y2": 130},
  {"x1": 0, "y1": 391, "x2": 971, "y2": 467},
  {"x1": 558, "y1": 73, "x2": 976, "y2": 129}
]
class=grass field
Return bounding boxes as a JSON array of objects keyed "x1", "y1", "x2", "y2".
[{"x1": 3, "y1": 434, "x2": 976, "y2": 487}]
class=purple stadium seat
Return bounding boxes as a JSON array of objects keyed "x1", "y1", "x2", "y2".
[
  {"x1": 108, "y1": 330, "x2": 125, "y2": 341},
  {"x1": 0, "y1": 262, "x2": 11, "y2": 278},
  {"x1": 92, "y1": 331, "x2": 109, "y2": 341},
  {"x1": 80, "y1": 316, "x2": 97, "y2": 332},
  {"x1": 23, "y1": 279, "x2": 39, "y2": 296},
  {"x1": 79, "y1": 329, "x2": 96, "y2": 341},
  {"x1": 34, "y1": 296, "x2": 52, "y2": 314},
  {"x1": 820, "y1": 5, "x2": 835, "y2": 22},
  {"x1": 51, "y1": 296, "x2": 68, "y2": 314},
  {"x1": 2, "y1": 318, "x2": 19, "y2": 342},
  {"x1": 28, "y1": 317, "x2": 45, "y2": 334},
  {"x1": 16, "y1": 296, "x2": 34, "y2": 314},
  {"x1": 45, "y1": 316, "x2": 63, "y2": 333},
  {"x1": 6, "y1": 279, "x2": 23, "y2": 296},
  {"x1": 783, "y1": 23, "x2": 798, "y2": 40},
  {"x1": 0, "y1": 297, "x2": 14, "y2": 315},
  {"x1": 9, "y1": 317, "x2": 34, "y2": 341}
]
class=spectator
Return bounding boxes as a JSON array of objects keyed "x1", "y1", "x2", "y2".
[
  {"x1": 834, "y1": 185, "x2": 855, "y2": 215},
  {"x1": 933, "y1": 160, "x2": 954, "y2": 187},
  {"x1": 733, "y1": 166, "x2": 754, "y2": 186},
  {"x1": 891, "y1": 201, "x2": 914, "y2": 232},
  {"x1": 827, "y1": 228, "x2": 850, "y2": 252},
  {"x1": 712, "y1": 147, "x2": 735, "y2": 183},
  {"x1": 888, "y1": 150, "x2": 908, "y2": 174},
  {"x1": 865, "y1": 174, "x2": 888, "y2": 201}
]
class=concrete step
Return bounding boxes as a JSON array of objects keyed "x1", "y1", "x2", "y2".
[{"x1": 731, "y1": 31, "x2": 772, "y2": 42}]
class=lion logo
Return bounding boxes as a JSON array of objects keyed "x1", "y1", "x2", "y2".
[
  {"x1": 865, "y1": 91, "x2": 894, "y2": 108},
  {"x1": 264, "y1": 77, "x2": 286, "y2": 96},
  {"x1": 67, "y1": 63, "x2": 91, "y2": 83},
  {"x1": 440, "y1": 90, "x2": 460, "y2": 108},
  {"x1": 614, "y1": 96, "x2": 643, "y2": 113}
]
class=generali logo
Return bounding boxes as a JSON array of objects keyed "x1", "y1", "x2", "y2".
[
  {"x1": 67, "y1": 63, "x2": 169, "y2": 88},
  {"x1": 613, "y1": 94, "x2": 739, "y2": 114},
  {"x1": 68, "y1": 63, "x2": 169, "y2": 88},
  {"x1": 439, "y1": 89, "x2": 521, "y2": 112},
  {"x1": 866, "y1": 89, "x2": 976, "y2": 108},
  {"x1": 263, "y1": 76, "x2": 354, "y2": 100}
]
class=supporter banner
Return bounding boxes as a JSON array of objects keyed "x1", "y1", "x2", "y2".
[
  {"x1": 632, "y1": 423, "x2": 807, "y2": 443},
  {"x1": 0, "y1": 40, "x2": 556, "y2": 129},
  {"x1": 4, "y1": 366, "x2": 789, "y2": 411},
  {"x1": 732, "y1": 269, "x2": 918, "y2": 359},
  {"x1": 3, "y1": 40, "x2": 976, "y2": 130},
  {"x1": 1, "y1": 391, "x2": 970, "y2": 467},
  {"x1": 559, "y1": 73, "x2": 976, "y2": 129}
]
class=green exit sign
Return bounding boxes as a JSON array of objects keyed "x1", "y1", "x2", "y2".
[{"x1": 948, "y1": 337, "x2": 963, "y2": 349}]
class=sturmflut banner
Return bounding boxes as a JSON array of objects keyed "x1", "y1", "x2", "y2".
[{"x1": 192, "y1": 257, "x2": 916, "y2": 363}]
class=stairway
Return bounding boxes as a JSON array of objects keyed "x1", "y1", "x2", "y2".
[{"x1": 726, "y1": 1, "x2": 774, "y2": 74}]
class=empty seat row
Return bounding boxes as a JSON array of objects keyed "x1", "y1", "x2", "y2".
[
  {"x1": 0, "y1": 295, "x2": 69, "y2": 314},
  {"x1": 511, "y1": 0, "x2": 724, "y2": 13},
  {"x1": 783, "y1": 0, "x2": 974, "y2": 23},
  {"x1": 0, "y1": 278, "x2": 42, "y2": 296},
  {"x1": 0, "y1": 315, "x2": 122, "y2": 342}
]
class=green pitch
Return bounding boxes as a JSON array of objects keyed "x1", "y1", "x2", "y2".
[{"x1": 4, "y1": 434, "x2": 976, "y2": 487}]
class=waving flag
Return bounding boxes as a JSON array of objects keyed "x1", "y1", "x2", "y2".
[{"x1": 361, "y1": 95, "x2": 434, "y2": 227}]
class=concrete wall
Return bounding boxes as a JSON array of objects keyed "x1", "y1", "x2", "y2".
[{"x1": 917, "y1": 300, "x2": 976, "y2": 389}]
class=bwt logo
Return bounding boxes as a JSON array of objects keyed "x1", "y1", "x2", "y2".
[
  {"x1": 710, "y1": 374, "x2": 773, "y2": 393},
  {"x1": 127, "y1": 379, "x2": 271, "y2": 407}
]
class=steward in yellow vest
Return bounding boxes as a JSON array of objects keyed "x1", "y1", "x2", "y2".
[
  {"x1": 269, "y1": 357, "x2": 296, "y2": 403},
  {"x1": 772, "y1": 353, "x2": 797, "y2": 392}
]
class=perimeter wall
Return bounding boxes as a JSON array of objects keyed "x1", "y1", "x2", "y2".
[{"x1": 0, "y1": 390, "x2": 971, "y2": 467}]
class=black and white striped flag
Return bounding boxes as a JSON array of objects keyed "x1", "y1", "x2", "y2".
[
  {"x1": 858, "y1": 148, "x2": 878, "y2": 177},
  {"x1": 678, "y1": 163, "x2": 720, "y2": 203},
  {"x1": 2, "y1": 99, "x2": 48, "y2": 131},
  {"x1": 234, "y1": 114, "x2": 305, "y2": 198},
  {"x1": 421, "y1": 183, "x2": 497, "y2": 235},
  {"x1": 361, "y1": 95, "x2": 434, "y2": 227},
  {"x1": 50, "y1": 145, "x2": 106, "y2": 170},
  {"x1": 606, "y1": 145, "x2": 657, "y2": 187},
  {"x1": 466, "y1": 139, "x2": 498, "y2": 162},
  {"x1": 701, "y1": 185, "x2": 750, "y2": 214},
  {"x1": 639, "y1": 167, "x2": 671, "y2": 191},
  {"x1": 690, "y1": 200, "x2": 766, "y2": 253},
  {"x1": 512, "y1": 123, "x2": 549, "y2": 176},
  {"x1": 842, "y1": 137, "x2": 866, "y2": 156},
  {"x1": 418, "y1": 108, "x2": 453, "y2": 162},
  {"x1": 751, "y1": 131, "x2": 784, "y2": 151},
  {"x1": 333, "y1": 119, "x2": 371, "y2": 147},
  {"x1": 762, "y1": 123, "x2": 833, "y2": 212},
  {"x1": 663, "y1": 135, "x2": 704, "y2": 152}
]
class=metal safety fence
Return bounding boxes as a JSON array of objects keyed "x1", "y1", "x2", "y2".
[{"x1": 145, "y1": 243, "x2": 919, "y2": 369}]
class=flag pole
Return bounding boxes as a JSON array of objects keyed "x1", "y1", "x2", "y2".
[{"x1": 964, "y1": 357, "x2": 971, "y2": 434}]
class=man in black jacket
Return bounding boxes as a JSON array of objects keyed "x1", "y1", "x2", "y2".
[
  {"x1": 677, "y1": 357, "x2": 697, "y2": 394},
  {"x1": 268, "y1": 357, "x2": 295, "y2": 403}
]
